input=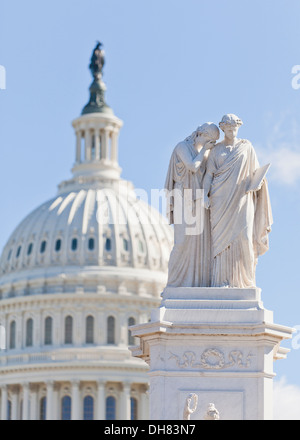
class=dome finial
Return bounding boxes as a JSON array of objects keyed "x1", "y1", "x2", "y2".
[{"x1": 81, "y1": 42, "x2": 113, "y2": 116}]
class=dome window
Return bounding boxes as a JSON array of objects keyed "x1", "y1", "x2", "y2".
[
  {"x1": 83, "y1": 396, "x2": 94, "y2": 421},
  {"x1": 40, "y1": 397, "x2": 47, "y2": 421},
  {"x1": 106, "y1": 396, "x2": 116, "y2": 420},
  {"x1": 9, "y1": 320, "x2": 16, "y2": 349},
  {"x1": 61, "y1": 396, "x2": 72, "y2": 420},
  {"x1": 55, "y1": 239, "x2": 62, "y2": 252},
  {"x1": 7, "y1": 249, "x2": 12, "y2": 261},
  {"x1": 40, "y1": 241, "x2": 47, "y2": 254},
  {"x1": 88, "y1": 237, "x2": 95, "y2": 251},
  {"x1": 123, "y1": 238, "x2": 129, "y2": 252},
  {"x1": 44, "y1": 316, "x2": 53, "y2": 345},
  {"x1": 105, "y1": 238, "x2": 112, "y2": 252},
  {"x1": 71, "y1": 238, "x2": 78, "y2": 251},
  {"x1": 16, "y1": 245, "x2": 22, "y2": 258},
  {"x1": 86, "y1": 315, "x2": 94, "y2": 344},
  {"x1": 27, "y1": 243, "x2": 33, "y2": 256},
  {"x1": 64, "y1": 315, "x2": 73, "y2": 344},
  {"x1": 26, "y1": 318, "x2": 33, "y2": 347},
  {"x1": 107, "y1": 316, "x2": 115, "y2": 344}
]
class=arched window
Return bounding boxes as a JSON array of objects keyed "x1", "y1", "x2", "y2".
[
  {"x1": 27, "y1": 243, "x2": 33, "y2": 256},
  {"x1": 107, "y1": 316, "x2": 115, "y2": 344},
  {"x1": 40, "y1": 240, "x2": 47, "y2": 254},
  {"x1": 71, "y1": 238, "x2": 78, "y2": 251},
  {"x1": 88, "y1": 237, "x2": 95, "y2": 251},
  {"x1": 85, "y1": 315, "x2": 94, "y2": 344},
  {"x1": 16, "y1": 245, "x2": 22, "y2": 258},
  {"x1": 40, "y1": 396, "x2": 47, "y2": 420},
  {"x1": 83, "y1": 396, "x2": 94, "y2": 420},
  {"x1": 105, "y1": 238, "x2": 111, "y2": 251},
  {"x1": 7, "y1": 249, "x2": 12, "y2": 261},
  {"x1": 44, "y1": 316, "x2": 53, "y2": 345},
  {"x1": 131, "y1": 397, "x2": 138, "y2": 420},
  {"x1": 9, "y1": 320, "x2": 16, "y2": 349},
  {"x1": 128, "y1": 317, "x2": 136, "y2": 346},
  {"x1": 106, "y1": 396, "x2": 116, "y2": 420},
  {"x1": 64, "y1": 316, "x2": 73, "y2": 344},
  {"x1": 61, "y1": 396, "x2": 71, "y2": 420},
  {"x1": 123, "y1": 238, "x2": 129, "y2": 252},
  {"x1": 26, "y1": 318, "x2": 33, "y2": 347},
  {"x1": 55, "y1": 238, "x2": 62, "y2": 252}
]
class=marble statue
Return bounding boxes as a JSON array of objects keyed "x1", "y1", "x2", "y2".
[
  {"x1": 203, "y1": 114, "x2": 273, "y2": 288},
  {"x1": 183, "y1": 393, "x2": 198, "y2": 420},
  {"x1": 204, "y1": 403, "x2": 220, "y2": 420},
  {"x1": 165, "y1": 123, "x2": 220, "y2": 287}
]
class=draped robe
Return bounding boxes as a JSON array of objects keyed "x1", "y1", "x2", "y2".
[
  {"x1": 164, "y1": 139, "x2": 211, "y2": 287},
  {"x1": 206, "y1": 139, "x2": 273, "y2": 288}
]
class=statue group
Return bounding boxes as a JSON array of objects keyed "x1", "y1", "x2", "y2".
[{"x1": 165, "y1": 114, "x2": 273, "y2": 289}]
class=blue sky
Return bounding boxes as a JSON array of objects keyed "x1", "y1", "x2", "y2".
[{"x1": 1, "y1": 0, "x2": 300, "y2": 417}]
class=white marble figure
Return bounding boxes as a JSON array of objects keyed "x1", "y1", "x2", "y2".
[
  {"x1": 165, "y1": 123, "x2": 220, "y2": 287},
  {"x1": 203, "y1": 114, "x2": 273, "y2": 288},
  {"x1": 183, "y1": 393, "x2": 198, "y2": 420},
  {"x1": 204, "y1": 403, "x2": 220, "y2": 420}
]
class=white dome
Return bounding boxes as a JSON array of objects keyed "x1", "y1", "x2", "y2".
[{"x1": 0, "y1": 181, "x2": 173, "y2": 285}]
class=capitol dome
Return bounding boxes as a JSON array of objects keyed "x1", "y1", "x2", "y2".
[
  {"x1": 0, "y1": 180, "x2": 172, "y2": 287},
  {"x1": 0, "y1": 43, "x2": 173, "y2": 421}
]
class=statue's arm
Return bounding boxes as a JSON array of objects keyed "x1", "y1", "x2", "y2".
[{"x1": 176, "y1": 144, "x2": 206, "y2": 173}]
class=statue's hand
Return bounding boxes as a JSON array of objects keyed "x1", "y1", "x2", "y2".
[
  {"x1": 204, "y1": 195, "x2": 210, "y2": 209},
  {"x1": 205, "y1": 140, "x2": 216, "y2": 150}
]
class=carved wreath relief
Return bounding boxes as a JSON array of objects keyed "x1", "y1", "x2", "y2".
[{"x1": 169, "y1": 348, "x2": 253, "y2": 370}]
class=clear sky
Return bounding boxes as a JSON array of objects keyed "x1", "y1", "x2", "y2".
[{"x1": 1, "y1": 0, "x2": 300, "y2": 419}]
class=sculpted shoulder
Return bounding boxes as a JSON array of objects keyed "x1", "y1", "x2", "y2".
[{"x1": 174, "y1": 140, "x2": 188, "y2": 153}]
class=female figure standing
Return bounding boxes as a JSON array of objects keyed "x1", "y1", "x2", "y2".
[{"x1": 165, "y1": 122, "x2": 220, "y2": 287}]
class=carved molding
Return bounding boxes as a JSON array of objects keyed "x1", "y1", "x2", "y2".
[{"x1": 169, "y1": 348, "x2": 253, "y2": 370}]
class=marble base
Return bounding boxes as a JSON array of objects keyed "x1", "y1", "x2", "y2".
[{"x1": 130, "y1": 287, "x2": 294, "y2": 420}]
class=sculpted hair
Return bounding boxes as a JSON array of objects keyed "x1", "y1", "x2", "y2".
[
  {"x1": 219, "y1": 113, "x2": 243, "y2": 131},
  {"x1": 187, "y1": 122, "x2": 220, "y2": 144}
]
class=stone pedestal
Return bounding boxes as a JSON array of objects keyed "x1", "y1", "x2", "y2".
[{"x1": 130, "y1": 287, "x2": 294, "y2": 420}]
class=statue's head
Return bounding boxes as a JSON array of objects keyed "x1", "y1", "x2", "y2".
[
  {"x1": 219, "y1": 114, "x2": 243, "y2": 138},
  {"x1": 193, "y1": 122, "x2": 220, "y2": 148}
]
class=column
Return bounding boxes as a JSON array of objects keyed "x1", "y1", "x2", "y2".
[
  {"x1": 1, "y1": 385, "x2": 7, "y2": 420},
  {"x1": 85, "y1": 130, "x2": 92, "y2": 161},
  {"x1": 22, "y1": 382, "x2": 30, "y2": 420},
  {"x1": 96, "y1": 380, "x2": 106, "y2": 420},
  {"x1": 110, "y1": 130, "x2": 119, "y2": 163},
  {"x1": 120, "y1": 382, "x2": 131, "y2": 420},
  {"x1": 95, "y1": 129, "x2": 101, "y2": 160},
  {"x1": 71, "y1": 380, "x2": 81, "y2": 420},
  {"x1": 46, "y1": 380, "x2": 54, "y2": 420},
  {"x1": 76, "y1": 131, "x2": 82, "y2": 162},
  {"x1": 11, "y1": 386, "x2": 18, "y2": 420},
  {"x1": 104, "y1": 128, "x2": 110, "y2": 160},
  {"x1": 30, "y1": 384, "x2": 39, "y2": 420}
]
